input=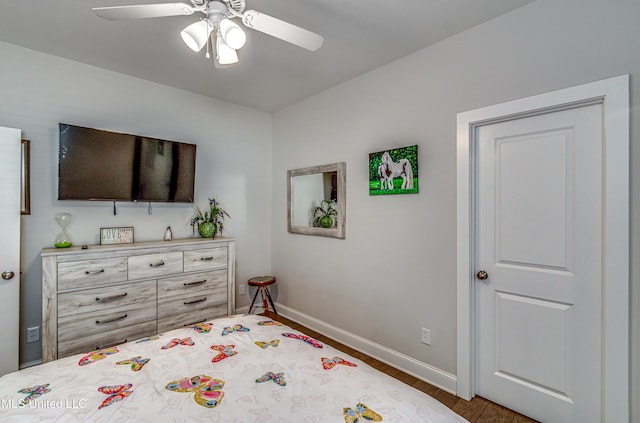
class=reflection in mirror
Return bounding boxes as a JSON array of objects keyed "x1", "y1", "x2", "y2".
[
  {"x1": 291, "y1": 172, "x2": 336, "y2": 227},
  {"x1": 287, "y1": 162, "x2": 345, "y2": 238}
]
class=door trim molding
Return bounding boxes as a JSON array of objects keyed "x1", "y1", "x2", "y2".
[{"x1": 455, "y1": 75, "x2": 629, "y2": 421}]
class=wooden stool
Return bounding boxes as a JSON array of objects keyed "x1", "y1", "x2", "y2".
[{"x1": 248, "y1": 276, "x2": 277, "y2": 316}]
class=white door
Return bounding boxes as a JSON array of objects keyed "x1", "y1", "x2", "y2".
[
  {"x1": 0, "y1": 127, "x2": 21, "y2": 376},
  {"x1": 474, "y1": 104, "x2": 602, "y2": 422}
]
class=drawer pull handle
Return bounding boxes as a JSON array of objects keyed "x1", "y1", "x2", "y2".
[
  {"x1": 85, "y1": 269, "x2": 105, "y2": 275},
  {"x1": 184, "y1": 297, "x2": 207, "y2": 305},
  {"x1": 183, "y1": 319, "x2": 207, "y2": 327},
  {"x1": 149, "y1": 261, "x2": 165, "y2": 267},
  {"x1": 184, "y1": 279, "x2": 207, "y2": 287},
  {"x1": 96, "y1": 314, "x2": 128, "y2": 325},
  {"x1": 200, "y1": 257, "x2": 214, "y2": 261},
  {"x1": 95, "y1": 292, "x2": 128, "y2": 302},
  {"x1": 96, "y1": 340, "x2": 127, "y2": 350}
]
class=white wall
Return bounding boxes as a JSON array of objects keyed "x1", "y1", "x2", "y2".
[
  {"x1": 272, "y1": 0, "x2": 640, "y2": 415},
  {"x1": 0, "y1": 41, "x2": 273, "y2": 365}
]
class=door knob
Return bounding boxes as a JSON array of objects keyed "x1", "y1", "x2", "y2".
[
  {"x1": 1, "y1": 270, "x2": 15, "y2": 280},
  {"x1": 476, "y1": 270, "x2": 488, "y2": 280}
]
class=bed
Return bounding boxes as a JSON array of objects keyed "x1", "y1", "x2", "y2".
[{"x1": 0, "y1": 314, "x2": 468, "y2": 422}]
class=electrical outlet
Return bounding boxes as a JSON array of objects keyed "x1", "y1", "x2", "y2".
[
  {"x1": 239, "y1": 284, "x2": 246, "y2": 295},
  {"x1": 421, "y1": 327, "x2": 431, "y2": 345},
  {"x1": 26, "y1": 326, "x2": 40, "y2": 343}
]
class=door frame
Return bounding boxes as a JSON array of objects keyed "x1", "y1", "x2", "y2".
[
  {"x1": 455, "y1": 75, "x2": 629, "y2": 421},
  {"x1": 0, "y1": 126, "x2": 22, "y2": 376}
]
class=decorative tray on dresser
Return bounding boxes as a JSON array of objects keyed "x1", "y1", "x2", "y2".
[{"x1": 41, "y1": 237, "x2": 235, "y2": 362}]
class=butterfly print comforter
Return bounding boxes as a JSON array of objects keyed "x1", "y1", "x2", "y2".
[{"x1": 0, "y1": 314, "x2": 468, "y2": 422}]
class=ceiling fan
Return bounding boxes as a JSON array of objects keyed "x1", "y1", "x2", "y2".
[{"x1": 92, "y1": 0, "x2": 324, "y2": 67}]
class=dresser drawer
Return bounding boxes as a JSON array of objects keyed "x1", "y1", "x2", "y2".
[
  {"x1": 128, "y1": 251, "x2": 182, "y2": 279},
  {"x1": 183, "y1": 247, "x2": 227, "y2": 272},
  {"x1": 58, "y1": 303, "x2": 156, "y2": 343},
  {"x1": 57, "y1": 257, "x2": 127, "y2": 291},
  {"x1": 157, "y1": 303, "x2": 228, "y2": 333},
  {"x1": 57, "y1": 280, "x2": 156, "y2": 318},
  {"x1": 157, "y1": 284, "x2": 227, "y2": 321},
  {"x1": 157, "y1": 270, "x2": 227, "y2": 300},
  {"x1": 57, "y1": 321, "x2": 157, "y2": 358}
]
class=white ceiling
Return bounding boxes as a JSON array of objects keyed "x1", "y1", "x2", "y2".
[{"x1": 0, "y1": 0, "x2": 533, "y2": 112}]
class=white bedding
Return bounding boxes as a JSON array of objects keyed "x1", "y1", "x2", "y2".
[{"x1": 0, "y1": 314, "x2": 467, "y2": 422}]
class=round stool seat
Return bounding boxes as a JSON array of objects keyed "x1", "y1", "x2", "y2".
[{"x1": 248, "y1": 276, "x2": 276, "y2": 287}]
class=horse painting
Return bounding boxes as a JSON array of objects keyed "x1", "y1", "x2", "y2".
[{"x1": 379, "y1": 151, "x2": 414, "y2": 190}]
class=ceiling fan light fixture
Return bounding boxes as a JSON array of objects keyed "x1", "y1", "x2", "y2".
[
  {"x1": 215, "y1": 33, "x2": 239, "y2": 66},
  {"x1": 219, "y1": 18, "x2": 246, "y2": 49},
  {"x1": 181, "y1": 19, "x2": 213, "y2": 52},
  {"x1": 94, "y1": 1, "x2": 326, "y2": 66}
]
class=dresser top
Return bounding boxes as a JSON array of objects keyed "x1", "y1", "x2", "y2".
[{"x1": 42, "y1": 237, "x2": 235, "y2": 256}]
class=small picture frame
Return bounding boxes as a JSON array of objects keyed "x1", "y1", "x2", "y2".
[{"x1": 100, "y1": 226, "x2": 134, "y2": 245}]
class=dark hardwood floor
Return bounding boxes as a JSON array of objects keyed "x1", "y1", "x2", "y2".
[{"x1": 270, "y1": 313, "x2": 538, "y2": 423}]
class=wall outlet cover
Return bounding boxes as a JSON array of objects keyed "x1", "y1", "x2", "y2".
[{"x1": 421, "y1": 327, "x2": 431, "y2": 345}]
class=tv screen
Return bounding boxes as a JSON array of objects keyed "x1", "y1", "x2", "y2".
[{"x1": 58, "y1": 124, "x2": 196, "y2": 202}]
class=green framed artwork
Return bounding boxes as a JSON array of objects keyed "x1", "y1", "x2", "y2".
[{"x1": 369, "y1": 145, "x2": 418, "y2": 195}]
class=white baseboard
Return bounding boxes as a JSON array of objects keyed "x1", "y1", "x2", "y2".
[
  {"x1": 271, "y1": 303, "x2": 458, "y2": 395},
  {"x1": 235, "y1": 305, "x2": 251, "y2": 314}
]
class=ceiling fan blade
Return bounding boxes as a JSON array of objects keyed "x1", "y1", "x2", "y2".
[
  {"x1": 93, "y1": 3, "x2": 198, "y2": 20},
  {"x1": 241, "y1": 10, "x2": 324, "y2": 51}
]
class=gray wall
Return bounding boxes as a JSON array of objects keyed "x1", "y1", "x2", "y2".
[
  {"x1": 0, "y1": 41, "x2": 273, "y2": 365},
  {"x1": 271, "y1": 0, "x2": 639, "y2": 416}
]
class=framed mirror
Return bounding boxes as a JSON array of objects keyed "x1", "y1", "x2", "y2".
[{"x1": 287, "y1": 162, "x2": 346, "y2": 238}]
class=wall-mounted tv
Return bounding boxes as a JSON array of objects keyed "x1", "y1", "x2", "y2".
[{"x1": 58, "y1": 123, "x2": 196, "y2": 203}]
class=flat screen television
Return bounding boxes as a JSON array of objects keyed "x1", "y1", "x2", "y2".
[{"x1": 58, "y1": 123, "x2": 196, "y2": 202}]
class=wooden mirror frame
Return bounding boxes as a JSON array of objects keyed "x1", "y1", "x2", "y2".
[{"x1": 287, "y1": 162, "x2": 346, "y2": 239}]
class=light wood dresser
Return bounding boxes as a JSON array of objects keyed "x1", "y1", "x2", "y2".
[{"x1": 41, "y1": 237, "x2": 235, "y2": 362}]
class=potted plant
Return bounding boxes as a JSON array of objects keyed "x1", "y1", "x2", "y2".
[
  {"x1": 190, "y1": 197, "x2": 230, "y2": 238},
  {"x1": 312, "y1": 199, "x2": 337, "y2": 228}
]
